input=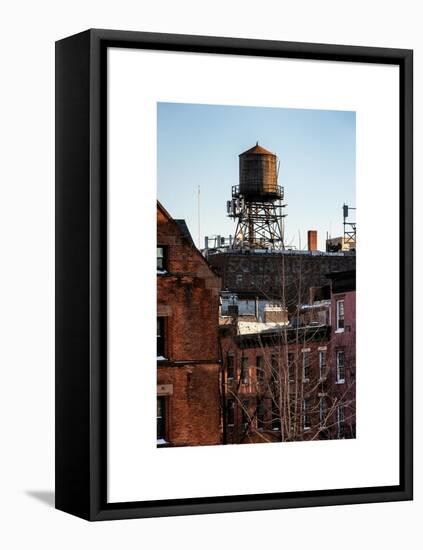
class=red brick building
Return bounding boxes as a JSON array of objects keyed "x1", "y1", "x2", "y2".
[
  {"x1": 157, "y1": 202, "x2": 222, "y2": 447},
  {"x1": 220, "y1": 321, "x2": 331, "y2": 444},
  {"x1": 219, "y1": 270, "x2": 356, "y2": 444}
]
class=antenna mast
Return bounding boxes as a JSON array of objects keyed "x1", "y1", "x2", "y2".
[{"x1": 197, "y1": 185, "x2": 201, "y2": 249}]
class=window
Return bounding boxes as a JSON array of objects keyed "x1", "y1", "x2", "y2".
[
  {"x1": 336, "y1": 350, "x2": 345, "y2": 383},
  {"x1": 241, "y1": 400, "x2": 249, "y2": 429},
  {"x1": 289, "y1": 402, "x2": 296, "y2": 433},
  {"x1": 319, "y1": 397, "x2": 327, "y2": 426},
  {"x1": 303, "y1": 399, "x2": 311, "y2": 430},
  {"x1": 336, "y1": 299, "x2": 345, "y2": 331},
  {"x1": 271, "y1": 354, "x2": 278, "y2": 371},
  {"x1": 157, "y1": 397, "x2": 166, "y2": 442},
  {"x1": 227, "y1": 399, "x2": 235, "y2": 426},
  {"x1": 337, "y1": 404, "x2": 345, "y2": 438},
  {"x1": 157, "y1": 317, "x2": 166, "y2": 358},
  {"x1": 226, "y1": 354, "x2": 234, "y2": 380},
  {"x1": 319, "y1": 350, "x2": 327, "y2": 379},
  {"x1": 257, "y1": 398, "x2": 265, "y2": 430},
  {"x1": 271, "y1": 398, "x2": 281, "y2": 431},
  {"x1": 241, "y1": 357, "x2": 249, "y2": 384},
  {"x1": 288, "y1": 352, "x2": 295, "y2": 383},
  {"x1": 157, "y1": 246, "x2": 167, "y2": 272},
  {"x1": 256, "y1": 355, "x2": 264, "y2": 383},
  {"x1": 303, "y1": 351, "x2": 310, "y2": 381}
]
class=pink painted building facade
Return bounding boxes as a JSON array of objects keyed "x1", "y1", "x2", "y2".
[{"x1": 327, "y1": 270, "x2": 356, "y2": 439}]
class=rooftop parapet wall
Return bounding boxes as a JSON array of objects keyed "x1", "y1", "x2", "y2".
[{"x1": 208, "y1": 251, "x2": 355, "y2": 306}]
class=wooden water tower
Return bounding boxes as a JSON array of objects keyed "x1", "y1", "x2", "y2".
[{"x1": 227, "y1": 143, "x2": 286, "y2": 250}]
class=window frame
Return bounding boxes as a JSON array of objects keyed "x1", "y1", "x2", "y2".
[
  {"x1": 336, "y1": 298, "x2": 345, "y2": 332},
  {"x1": 226, "y1": 353, "x2": 235, "y2": 380},
  {"x1": 303, "y1": 398, "x2": 311, "y2": 431},
  {"x1": 156, "y1": 245, "x2": 168, "y2": 272},
  {"x1": 157, "y1": 396, "x2": 167, "y2": 444},
  {"x1": 271, "y1": 397, "x2": 281, "y2": 431},
  {"x1": 319, "y1": 349, "x2": 327, "y2": 380},
  {"x1": 302, "y1": 350, "x2": 311, "y2": 382},
  {"x1": 157, "y1": 316, "x2": 166, "y2": 359},
  {"x1": 288, "y1": 352, "x2": 295, "y2": 383},
  {"x1": 241, "y1": 356, "x2": 249, "y2": 385},
  {"x1": 319, "y1": 396, "x2": 327, "y2": 426},
  {"x1": 256, "y1": 355, "x2": 264, "y2": 384},
  {"x1": 241, "y1": 400, "x2": 249, "y2": 430},
  {"x1": 336, "y1": 349, "x2": 346, "y2": 384},
  {"x1": 227, "y1": 399, "x2": 235, "y2": 427}
]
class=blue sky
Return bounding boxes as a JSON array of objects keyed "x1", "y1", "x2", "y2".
[{"x1": 157, "y1": 102, "x2": 355, "y2": 251}]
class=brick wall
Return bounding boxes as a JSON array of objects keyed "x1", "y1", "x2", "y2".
[
  {"x1": 157, "y1": 202, "x2": 222, "y2": 447},
  {"x1": 220, "y1": 324, "x2": 332, "y2": 444},
  {"x1": 157, "y1": 364, "x2": 221, "y2": 446},
  {"x1": 208, "y1": 252, "x2": 356, "y2": 305}
]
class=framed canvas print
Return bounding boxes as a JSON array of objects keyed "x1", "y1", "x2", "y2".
[{"x1": 55, "y1": 29, "x2": 413, "y2": 521}]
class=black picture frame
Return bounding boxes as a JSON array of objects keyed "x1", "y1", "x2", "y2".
[{"x1": 55, "y1": 28, "x2": 413, "y2": 521}]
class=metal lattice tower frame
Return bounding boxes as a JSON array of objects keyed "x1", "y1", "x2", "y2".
[
  {"x1": 228, "y1": 185, "x2": 286, "y2": 250},
  {"x1": 343, "y1": 203, "x2": 356, "y2": 249}
]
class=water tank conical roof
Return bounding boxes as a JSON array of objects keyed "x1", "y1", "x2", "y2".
[{"x1": 239, "y1": 142, "x2": 275, "y2": 156}]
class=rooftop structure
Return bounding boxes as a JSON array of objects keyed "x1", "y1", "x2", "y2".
[{"x1": 227, "y1": 143, "x2": 286, "y2": 250}]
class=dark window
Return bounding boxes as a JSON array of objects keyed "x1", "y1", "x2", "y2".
[
  {"x1": 157, "y1": 397, "x2": 166, "y2": 441},
  {"x1": 227, "y1": 399, "x2": 235, "y2": 426},
  {"x1": 272, "y1": 398, "x2": 281, "y2": 431},
  {"x1": 303, "y1": 398, "x2": 311, "y2": 430},
  {"x1": 157, "y1": 246, "x2": 167, "y2": 271},
  {"x1": 157, "y1": 317, "x2": 165, "y2": 358},
  {"x1": 303, "y1": 351, "x2": 311, "y2": 381},
  {"x1": 319, "y1": 350, "x2": 327, "y2": 378},
  {"x1": 319, "y1": 397, "x2": 327, "y2": 425},
  {"x1": 241, "y1": 400, "x2": 249, "y2": 429},
  {"x1": 241, "y1": 357, "x2": 249, "y2": 384},
  {"x1": 288, "y1": 352, "x2": 295, "y2": 382},
  {"x1": 336, "y1": 350, "x2": 345, "y2": 383},
  {"x1": 256, "y1": 355, "x2": 264, "y2": 383},
  {"x1": 227, "y1": 354, "x2": 234, "y2": 379},
  {"x1": 271, "y1": 354, "x2": 278, "y2": 370},
  {"x1": 257, "y1": 398, "x2": 265, "y2": 429}
]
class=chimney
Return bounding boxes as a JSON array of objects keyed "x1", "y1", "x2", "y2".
[{"x1": 307, "y1": 230, "x2": 317, "y2": 252}]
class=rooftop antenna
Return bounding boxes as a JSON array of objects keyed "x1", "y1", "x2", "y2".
[
  {"x1": 197, "y1": 185, "x2": 201, "y2": 249},
  {"x1": 343, "y1": 203, "x2": 356, "y2": 249}
]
